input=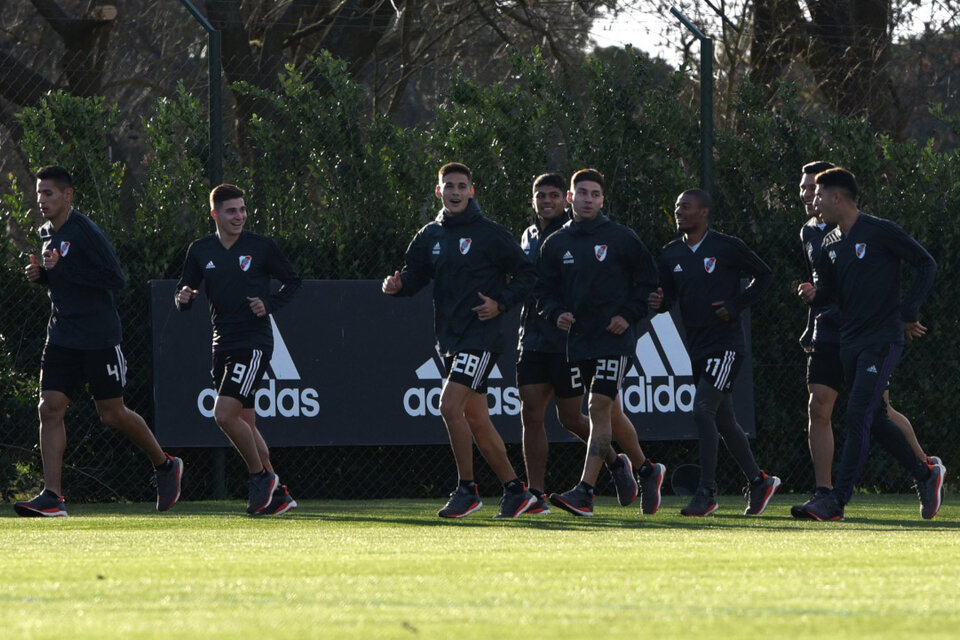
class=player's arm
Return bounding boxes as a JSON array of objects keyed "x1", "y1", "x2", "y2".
[
  {"x1": 498, "y1": 234, "x2": 535, "y2": 312},
  {"x1": 886, "y1": 222, "x2": 937, "y2": 324},
  {"x1": 264, "y1": 239, "x2": 302, "y2": 313},
  {"x1": 175, "y1": 243, "x2": 203, "y2": 311},
  {"x1": 649, "y1": 253, "x2": 674, "y2": 314},
  {"x1": 618, "y1": 233, "x2": 659, "y2": 326},
  {"x1": 727, "y1": 239, "x2": 773, "y2": 317},
  {"x1": 389, "y1": 228, "x2": 433, "y2": 297},
  {"x1": 534, "y1": 238, "x2": 567, "y2": 328}
]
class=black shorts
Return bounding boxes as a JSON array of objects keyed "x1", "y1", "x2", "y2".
[
  {"x1": 213, "y1": 348, "x2": 271, "y2": 408},
  {"x1": 575, "y1": 355, "x2": 630, "y2": 400},
  {"x1": 40, "y1": 343, "x2": 127, "y2": 401},
  {"x1": 516, "y1": 350, "x2": 583, "y2": 399},
  {"x1": 442, "y1": 350, "x2": 499, "y2": 392},
  {"x1": 693, "y1": 350, "x2": 743, "y2": 393},
  {"x1": 806, "y1": 342, "x2": 843, "y2": 391}
]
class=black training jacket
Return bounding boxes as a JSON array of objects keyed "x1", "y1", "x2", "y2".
[
  {"x1": 176, "y1": 230, "x2": 301, "y2": 352},
  {"x1": 537, "y1": 212, "x2": 658, "y2": 362},
  {"x1": 518, "y1": 215, "x2": 567, "y2": 354},
  {"x1": 655, "y1": 229, "x2": 772, "y2": 361},
  {"x1": 36, "y1": 209, "x2": 125, "y2": 349},
  {"x1": 799, "y1": 217, "x2": 841, "y2": 348},
  {"x1": 811, "y1": 212, "x2": 936, "y2": 349},
  {"x1": 393, "y1": 199, "x2": 535, "y2": 356}
]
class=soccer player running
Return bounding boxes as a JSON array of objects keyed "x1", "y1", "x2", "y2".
[
  {"x1": 175, "y1": 184, "x2": 300, "y2": 516},
  {"x1": 382, "y1": 162, "x2": 537, "y2": 519},
  {"x1": 537, "y1": 169, "x2": 660, "y2": 517},
  {"x1": 649, "y1": 189, "x2": 780, "y2": 517},
  {"x1": 15, "y1": 166, "x2": 182, "y2": 517},
  {"x1": 518, "y1": 173, "x2": 665, "y2": 515},
  {"x1": 796, "y1": 168, "x2": 945, "y2": 520},
  {"x1": 793, "y1": 162, "x2": 939, "y2": 517}
]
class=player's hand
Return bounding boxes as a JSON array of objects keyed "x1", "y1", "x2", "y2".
[
  {"x1": 25, "y1": 254, "x2": 41, "y2": 282},
  {"x1": 557, "y1": 311, "x2": 575, "y2": 331},
  {"x1": 648, "y1": 287, "x2": 663, "y2": 310},
  {"x1": 606, "y1": 315, "x2": 629, "y2": 335},
  {"x1": 798, "y1": 281, "x2": 815, "y2": 302},
  {"x1": 177, "y1": 286, "x2": 198, "y2": 305},
  {"x1": 904, "y1": 321, "x2": 927, "y2": 341},
  {"x1": 471, "y1": 292, "x2": 499, "y2": 321},
  {"x1": 42, "y1": 248, "x2": 59, "y2": 270},
  {"x1": 712, "y1": 300, "x2": 730, "y2": 322},
  {"x1": 382, "y1": 270, "x2": 402, "y2": 295},
  {"x1": 247, "y1": 296, "x2": 267, "y2": 317}
]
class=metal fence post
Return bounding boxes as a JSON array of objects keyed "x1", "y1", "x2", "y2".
[
  {"x1": 178, "y1": 0, "x2": 226, "y2": 499},
  {"x1": 670, "y1": 7, "x2": 714, "y2": 194},
  {"x1": 177, "y1": 0, "x2": 223, "y2": 189}
]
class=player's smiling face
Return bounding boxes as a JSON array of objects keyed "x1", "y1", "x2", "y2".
[
  {"x1": 212, "y1": 197, "x2": 247, "y2": 239},
  {"x1": 800, "y1": 172, "x2": 818, "y2": 217},
  {"x1": 533, "y1": 185, "x2": 565, "y2": 221},
  {"x1": 436, "y1": 172, "x2": 473, "y2": 215},
  {"x1": 673, "y1": 193, "x2": 707, "y2": 233}
]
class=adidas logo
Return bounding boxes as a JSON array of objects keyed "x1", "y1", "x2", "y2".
[
  {"x1": 621, "y1": 313, "x2": 696, "y2": 413},
  {"x1": 673, "y1": 264, "x2": 683, "y2": 272},
  {"x1": 205, "y1": 261, "x2": 216, "y2": 269},
  {"x1": 562, "y1": 251, "x2": 574, "y2": 265},
  {"x1": 866, "y1": 365, "x2": 877, "y2": 373},
  {"x1": 405, "y1": 347, "x2": 518, "y2": 417},
  {"x1": 196, "y1": 317, "x2": 318, "y2": 418},
  {"x1": 432, "y1": 243, "x2": 440, "y2": 256}
]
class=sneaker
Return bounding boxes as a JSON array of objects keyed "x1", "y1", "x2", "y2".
[
  {"x1": 494, "y1": 486, "x2": 536, "y2": 519},
  {"x1": 639, "y1": 461, "x2": 666, "y2": 515},
  {"x1": 608, "y1": 453, "x2": 638, "y2": 507},
  {"x1": 791, "y1": 486, "x2": 831, "y2": 519},
  {"x1": 155, "y1": 454, "x2": 183, "y2": 512},
  {"x1": 680, "y1": 488, "x2": 718, "y2": 517},
  {"x1": 254, "y1": 484, "x2": 297, "y2": 516},
  {"x1": 549, "y1": 485, "x2": 594, "y2": 517},
  {"x1": 246, "y1": 470, "x2": 279, "y2": 514},
  {"x1": 14, "y1": 491, "x2": 68, "y2": 517},
  {"x1": 525, "y1": 491, "x2": 551, "y2": 514},
  {"x1": 798, "y1": 491, "x2": 844, "y2": 521},
  {"x1": 744, "y1": 471, "x2": 781, "y2": 515},
  {"x1": 917, "y1": 462, "x2": 946, "y2": 520},
  {"x1": 438, "y1": 484, "x2": 482, "y2": 518}
]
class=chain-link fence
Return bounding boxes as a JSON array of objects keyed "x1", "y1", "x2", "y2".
[{"x1": 1, "y1": 5, "x2": 958, "y2": 507}]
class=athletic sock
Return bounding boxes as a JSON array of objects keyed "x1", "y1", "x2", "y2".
[
  {"x1": 503, "y1": 478, "x2": 524, "y2": 494},
  {"x1": 607, "y1": 456, "x2": 625, "y2": 470},
  {"x1": 577, "y1": 481, "x2": 595, "y2": 496},
  {"x1": 458, "y1": 479, "x2": 477, "y2": 492},
  {"x1": 637, "y1": 459, "x2": 653, "y2": 478},
  {"x1": 155, "y1": 458, "x2": 173, "y2": 472},
  {"x1": 41, "y1": 488, "x2": 61, "y2": 500}
]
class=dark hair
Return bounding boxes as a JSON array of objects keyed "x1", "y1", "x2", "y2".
[
  {"x1": 802, "y1": 161, "x2": 835, "y2": 175},
  {"x1": 680, "y1": 188, "x2": 712, "y2": 210},
  {"x1": 532, "y1": 172, "x2": 566, "y2": 193},
  {"x1": 209, "y1": 183, "x2": 245, "y2": 210},
  {"x1": 814, "y1": 167, "x2": 859, "y2": 202},
  {"x1": 570, "y1": 168, "x2": 604, "y2": 192},
  {"x1": 35, "y1": 165, "x2": 73, "y2": 191},
  {"x1": 438, "y1": 162, "x2": 472, "y2": 182}
]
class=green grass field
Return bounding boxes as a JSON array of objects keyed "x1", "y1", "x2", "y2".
[{"x1": 2, "y1": 495, "x2": 958, "y2": 639}]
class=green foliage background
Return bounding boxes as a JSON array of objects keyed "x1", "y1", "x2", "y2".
[{"x1": 1, "y1": 48, "x2": 957, "y2": 501}]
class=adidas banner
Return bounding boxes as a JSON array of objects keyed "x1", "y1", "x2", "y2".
[{"x1": 150, "y1": 280, "x2": 755, "y2": 447}]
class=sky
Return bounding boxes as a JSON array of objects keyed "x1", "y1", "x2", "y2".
[{"x1": 589, "y1": 1, "x2": 950, "y2": 66}]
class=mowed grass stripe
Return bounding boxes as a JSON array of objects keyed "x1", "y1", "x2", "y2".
[{"x1": 1, "y1": 496, "x2": 958, "y2": 639}]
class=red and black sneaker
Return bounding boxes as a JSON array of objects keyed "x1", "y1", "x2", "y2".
[{"x1": 14, "y1": 490, "x2": 68, "y2": 517}]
